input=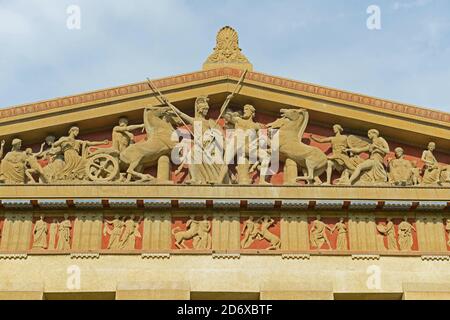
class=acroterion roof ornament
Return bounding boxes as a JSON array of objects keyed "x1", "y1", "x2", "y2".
[{"x1": 203, "y1": 26, "x2": 253, "y2": 71}]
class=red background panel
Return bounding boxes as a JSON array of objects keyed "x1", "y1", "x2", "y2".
[
  {"x1": 375, "y1": 218, "x2": 418, "y2": 251},
  {"x1": 171, "y1": 216, "x2": 212, "y2": 250},
  {"x1": 240, "y1": 216, "x2": 281, "y2": 250},
  {"x1": 102, "y1": 216, "x2": 143, "y2": 250},
  {"x1": 307, "y1": 217, "x2": 349, "y2": 250}
]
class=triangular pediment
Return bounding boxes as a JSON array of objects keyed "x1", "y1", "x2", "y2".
[{"x1": 1, "y1": 67, "x2": 449, "y2": 152}]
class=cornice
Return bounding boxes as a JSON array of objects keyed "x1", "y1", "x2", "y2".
[{"x1": 1, "y1": 67, "x2": 448, "y2": 126}]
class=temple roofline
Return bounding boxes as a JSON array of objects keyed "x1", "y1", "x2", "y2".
[{"x1": 1, "y1": 67, "x2": 449, "y2": 126}]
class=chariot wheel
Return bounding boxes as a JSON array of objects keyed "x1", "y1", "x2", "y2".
[{"x1": 86, "y1": 154, "x2": 120, "y2": 182}]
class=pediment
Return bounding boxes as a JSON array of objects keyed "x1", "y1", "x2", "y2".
[
  {"x1": 0, "y1": 67, "x2": 449, "y2": 191},
  {"x1": 1, "y1": 67, "x2": 449, "y2": 151}
]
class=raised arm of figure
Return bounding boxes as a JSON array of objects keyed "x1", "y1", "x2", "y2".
[
  {"x1": 310, "y1": 135, "x2": 332, "y2": 144},
  {"x1": 82, "y1": 139, "x2": 109, "y2": 147}
]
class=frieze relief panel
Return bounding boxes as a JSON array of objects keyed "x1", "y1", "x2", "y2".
[
  {"x1": 375, "y1": 217, "x2": 418, "y2": 252},
  {"x1": 0, "y1": 211, "x2": 447, "y2": 255},
  {"x1": 240, "y1": 215, "x2": 281, "y2": 250}
]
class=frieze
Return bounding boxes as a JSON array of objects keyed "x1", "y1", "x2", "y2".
[{"x1": 0, "y1": 212, "x2": 447, "y2": 255}]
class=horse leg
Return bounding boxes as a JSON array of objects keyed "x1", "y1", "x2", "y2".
[
  {"x1": 127, "y1": 160, "x2": 155, "y2": 182},
  {"x1": 296, "y1": 161, "x2": 315, "y2": 184},
  {"x1": 181, "y1": 239, "x2": 189, "y2": 250}
]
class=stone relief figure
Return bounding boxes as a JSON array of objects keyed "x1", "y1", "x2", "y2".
[
  {"x1": 267, "y1": 109, "x2": 328, "y2": 185},
  {"x1": 398, "y1": 217, "x2": 416, "y2": 251},
  {"x1": 195, "y1": 215, "x2": 212, "y2": 249},
  {"x1": 240, "y1": 216, "x2": 280, "y2": 250},
  {"x1": 345, "y1": 129, "x2": 390, "y2": 186},
  {"x1": 446, "y1": 219, "x2": 450, "y2": 247},
  {"x1": 32, "y1": 215, "x2": 48, "y2": 249},
  {"x1": 103, "y1": 215, "x2": 125, "y2": 249},
  {"x1": 330, "y1": 218, "x2": 348, "y2": 251},
  {"x1": 112, "y1": 117, "x2": 145, "y2": 153},
  {"x1": 169, "y1": 96, "x2": 226, "y2": 185},
  {"x1": 0, "y1": 139, "x2": 28, "y2": 184},
  {"x1": 310, "y1": 125, "x2": 364, "y2": 185},
  {"x1": 216, "y1": 104, "x2": 267, "y2": 185},
  {"x1": 48, "y1": 219, "x2": 58, "y2": 250},
  {"x1": 57, "y1": 214, "x2": 72, "y2": 250},
  {"x1": 258, "y1": 216, "x2": 281, "y2": 250},
  {"x1": 377, "y1": 218, "x2": 398, "y2": 251},
  {"x1": 410, "y1": 161, "x2": 422, "y2": 186},
  {"x1": 421, "y1": 142, "x2": 449, "y2": 186},
  {"x1": 119, "y1": 215, "x2": 142, "y2": 250},
  {"x1": 53, "y1": 126, "x2": 108, "y2": 182},
  {"x1": 388, "y1": 147, "x2": 415, "y2": 186},
  {"x1": 40, "y1": 136, "x2": 65, "y2": 183},
  {"x1": 24, "y1": 146, "x2": 47, "y2": 184},
  {"x1": 241, "y1": 216, "x2": 262, "y2": 249},
  {"x1": 310, "y1": 215, "x2": 332, "y2": 249},
  {"x1": 172, "y1": 216, "x2": 207, "y2": 250},
  {"x1": 91, "y1": 107, "x2": 181, "y2": 183}
]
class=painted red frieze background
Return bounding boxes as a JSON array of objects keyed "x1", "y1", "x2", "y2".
[
  {"x1": 444, "y1": 219, "x2": 450, "y2": 251},
  {"x1": 30, "y1": 216, "x2": 75, "y2": 250},
  {"x1": 375, "y1": 218, "x2": 418, "y2": 251},
  {"x1": 102, "y1": 215, "x2": 144, "y2": 250},
  {"x1": 308, "y1": 217, "x2": 349, "y2": 251},
  {"x1": 172, "y1": 216, "x2": 212, "y2": 250},
  {"x1": 27, "y1": 105, "x2": 450, "y2": 186},
  {"x1": 240, "y1": 216, "x2": 281, "y2": 250}
]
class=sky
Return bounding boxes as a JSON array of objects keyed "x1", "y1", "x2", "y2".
[{"x1": 0, "y1": 0, "x2": 449, "y2": 112}]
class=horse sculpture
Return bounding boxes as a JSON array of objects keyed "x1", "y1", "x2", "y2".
[
  {"x1": 119, "y1": 106, "x2": 181, "y2": 182},
  {"x1": 267, "y1": 108, "x2": 327, "y2": 184}
]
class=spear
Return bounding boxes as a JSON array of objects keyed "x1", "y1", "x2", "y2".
[
  {"x1": 146, "y1": 70, "x2": 248, "y2": 176},
  {"x1": 146, "y1": 77, "x2": 194, "y2": 137},
  {"x1": 173, "y1": 70, "x2": 249, "y2": 175},
  {"x1": 216, "y1": 69, "x2": 248, "y2": 124}
]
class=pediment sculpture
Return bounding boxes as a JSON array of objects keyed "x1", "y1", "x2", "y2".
[{"x1": 0, "y1": 95, "x2": 448, "y2": 187}]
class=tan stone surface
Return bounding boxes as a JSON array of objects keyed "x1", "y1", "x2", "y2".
[
  {"x1": 116, "y1": 281, "x2": 190, "y2": 300},
  {"x1": 1, "y1": 185, "x2": 449, "y2": 201},
  {"x1": 0, "y1": 255, "x2": 447, "y2": 299}
]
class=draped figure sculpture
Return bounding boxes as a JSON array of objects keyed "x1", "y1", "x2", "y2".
[
  {"x1": 0, "y1": 139, "x2": 28, "y2": 184},
  {"x1": 169, "y1": 96, "x2": 227, "y2": 184},
  {"x1": 345, "y1": 129, "x2": 390, "y2": 186},
  {"x1": 310, "y1": 125, "x2": 364, "y2": 185},
  {"x1": 53, "y1": 126, "x2": 108, "y2": 182},
  {"x1": 421, "y1": 142, "x2": 450, "y2": 186},
  {"x1": 33, "y1": 216, "x2": 48, "y2": 249},
  {"x1": 388, "y1": 147, "x2": 415, "y2": 186}
]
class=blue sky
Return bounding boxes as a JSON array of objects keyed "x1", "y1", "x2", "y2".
[{"x1": 1, "y1": 0, "x2": 449, "y2": 112}]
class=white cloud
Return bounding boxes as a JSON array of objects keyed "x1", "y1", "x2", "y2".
[{"x1": 393, "y1": 0, "x2": 433, "y2": 10}]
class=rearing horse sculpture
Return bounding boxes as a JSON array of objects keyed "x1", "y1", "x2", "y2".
[
  {"x1": 120, "y1": 106, "x2": 181, "y2": 182},
  {"x1": 267, "y1": 108, "x2": 327, "y2": 184}
]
